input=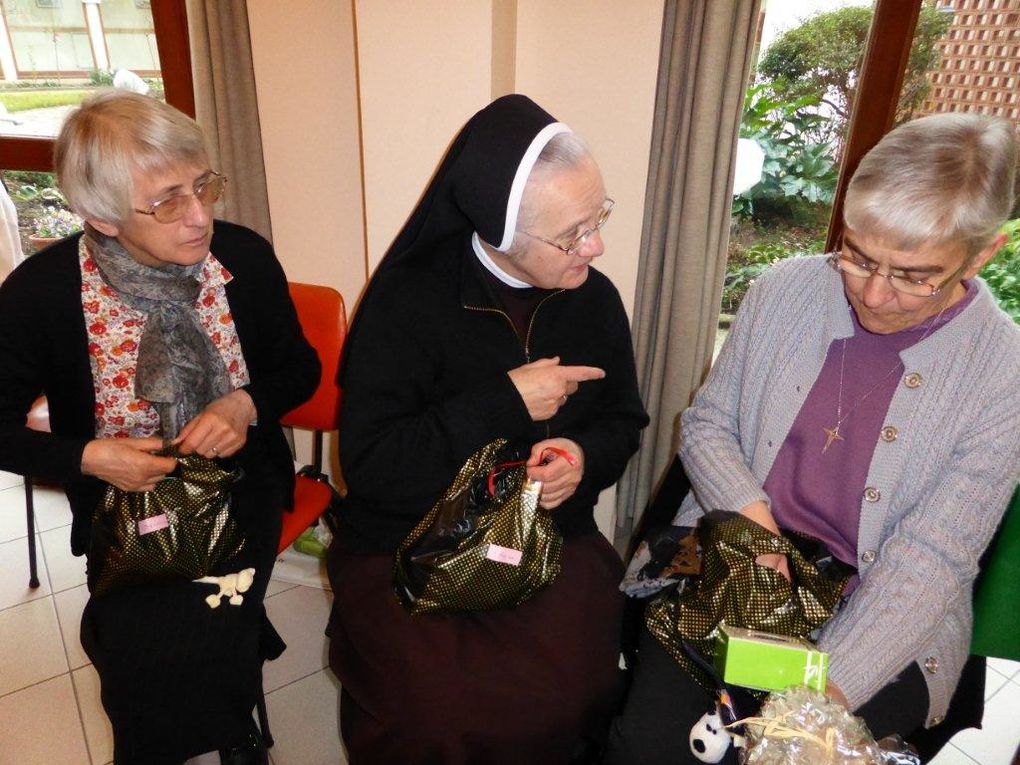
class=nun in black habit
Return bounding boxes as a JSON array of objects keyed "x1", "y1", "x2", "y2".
[{"x1": 326, "y1": 94, "x2": 649, "y2": 764}]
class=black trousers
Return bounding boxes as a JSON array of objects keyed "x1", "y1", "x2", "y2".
[
  {"x1": 603, "y1": 627, "x2": 930, "y2": 765},
  {"x1": 80, "y1": 445, "x2": 286, "y2": 765}
]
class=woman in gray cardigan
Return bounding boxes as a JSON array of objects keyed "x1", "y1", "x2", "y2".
[{"x1": 607, "y1": 113, "x2": 1020, "y2": 763}]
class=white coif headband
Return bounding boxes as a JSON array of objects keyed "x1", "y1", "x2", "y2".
[{"x1": 496, "y1": 122, "x2": 572, "y2": 252}]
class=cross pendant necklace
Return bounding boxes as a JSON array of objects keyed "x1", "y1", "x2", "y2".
[
  {"x1": 822, "y1": 426, "x2": 843, "y2": 453},
  {"x1": 821, "y1": 337, "x2": 900, "y2": 454},
  {"x1": 821, "y1": 301, "x2": 950, "y2": 454}
]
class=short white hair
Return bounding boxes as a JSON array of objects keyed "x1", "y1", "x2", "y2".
[
  {"x1": 54, "y1": 89, "x2": 209, "y2": 225},
  {"x1": 510, "y1": 132, "x2": 594, "y2": 252},
  {"x1": 844, "y1": 112, "x2": 1017, "y2": 257}
]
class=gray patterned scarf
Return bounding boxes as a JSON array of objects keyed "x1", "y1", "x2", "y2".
[{"x1": 85, "y1": 225, "x2": 232, "y2": 439}]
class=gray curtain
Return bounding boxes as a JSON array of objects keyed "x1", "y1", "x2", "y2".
[
  {"x1": 187, "y1": 0, "x2": 273, "y2": 241},
  {"x1": 613, "y1": 0, "x2": 762, "y2": 550}
]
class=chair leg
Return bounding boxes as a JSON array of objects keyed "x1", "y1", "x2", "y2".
[
  {"x1": 25, "y1": 477, "x2": 40, "y2": 589},
  {"x1": 256, "y1": 669, "x2": 274, "y2": 749}
]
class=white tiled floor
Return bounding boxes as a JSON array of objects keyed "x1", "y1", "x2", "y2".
[
  {"x1": 0, "y1": 474, "x2": 347, "y2": 765},
  {"x1": 1, "y1": 472, "x2": 1018, "y2": 764}
]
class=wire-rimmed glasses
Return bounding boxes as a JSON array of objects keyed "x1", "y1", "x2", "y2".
[
  {"x1": 827, "y1": 250, "x2": 968, "y2": 298},
  {"x1": 522, "y1": 198, "x2": 615, "y2": 256},
  {"x1": 134, "y1": 172, "x2": 228, "y2": 224}
]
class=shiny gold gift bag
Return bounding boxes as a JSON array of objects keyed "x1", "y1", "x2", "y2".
[
  {"x1": 645, "y1": 511, "x2": 848, "y2": 693},
  {"x1": 394, "y1": 439, "x2": 563, "y2": 614},
  {"x1": 90, "y1": 454, "x2": 246, "y2": 596}
]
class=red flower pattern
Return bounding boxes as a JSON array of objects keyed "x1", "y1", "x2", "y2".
[{"x1": 79, "y1": 245, "x2": 249, "y2": 439}]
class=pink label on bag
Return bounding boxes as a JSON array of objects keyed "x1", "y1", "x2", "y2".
[
  {"x1": 137, "y1": 514, "x2": 169, "y2": 535},
  {"x1": 485, "y1": 544, "x2": 522, "y2": 566}
]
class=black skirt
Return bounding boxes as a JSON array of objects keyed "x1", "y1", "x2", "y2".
[
  {"x1": 79, "y1": 443, "x2": 286, "y2": 765},
  {"x1": 326, "y1": 532, "x2": 626, "y2": 765}
]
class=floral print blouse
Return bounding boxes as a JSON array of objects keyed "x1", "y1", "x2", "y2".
[{"x1": 80, "y1": 241, "x2": 251, "y2": 439}]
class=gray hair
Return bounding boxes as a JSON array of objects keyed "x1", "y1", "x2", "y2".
[
  {"x1": 54, "y1": 89, "x2": 209, "y2": 225},
  {"x1": 510, "y1": 131, "x2": 594, "y2": 252},
  {"x1": 844, "y1": 112, "x2": 1017, "y2": 257}
]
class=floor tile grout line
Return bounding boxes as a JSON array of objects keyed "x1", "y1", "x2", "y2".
[
  {"x1": 37, "y1": 525, "x2": 90, "y2": 596},
  {"x1": 37, "y1": 523, "x2": 60, "y2": 595},
  {"x1": 50, "y1": 576, "x2": 83, "y2": 679},
  {"x1": 264, "y1": 582, "x2": 302, "y2": 600},
  {"x1": 70, "y1": 666, "x2": 101, "y2": 765},
  {"x1": 0, "y1": 582, "x2": 88, "y2": 609},
  {"x1": 946, "y1": 742, "x2": 982, "y2": 764},
  {"x1": 0, "y1": 665, "x2": 69, "y2": 700},
  {"x1": 0, "y1": 593, "x2": 72, "y2": 698},
  {"x1": 263, "y1": 665, "x2": 333, "y2": 697},
  {"x1": 0, "y1": 588, "x2": 52, "y2": 614}
]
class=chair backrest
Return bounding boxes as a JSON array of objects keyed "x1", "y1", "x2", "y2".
[
  {"x1": 280, "y1": 282, "x2": 347, "y2": 432},
  {"x1": 971, "y1": 484, "x2": 1020, "y2": 660}
]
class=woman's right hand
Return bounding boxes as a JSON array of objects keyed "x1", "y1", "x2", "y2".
[
  {"x1": 740, "y1": 499, "x2": 791, "y2": 581},
  {"x1": 80, "y1": 437, "x2": 177, "y2": 492},
  {"x1": 507, "y1": 357, "x2": 605, "y2": 421}
]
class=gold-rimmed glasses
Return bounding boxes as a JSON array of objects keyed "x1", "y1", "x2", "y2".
[
  {"x1": 827, "y1": 250, "x2": 969, "y2": 298},
  {"x1": 134, "y1": 172, "x2": 228, "y2": 224},
  {"x1": 522, "y1": 198, "x2": 615, "y2": 256}
]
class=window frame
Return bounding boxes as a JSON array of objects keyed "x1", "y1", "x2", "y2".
[
  {"x1": 825, "y1": 0, "x2": 923, "y2": 251},
  {"x1": 0, "y1": 0, "x2": 193, "y2": 172}
]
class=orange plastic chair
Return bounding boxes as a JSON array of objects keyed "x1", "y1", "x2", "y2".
[{"x1": 277, "y1": 282, "x2": 347, "y2": 553}]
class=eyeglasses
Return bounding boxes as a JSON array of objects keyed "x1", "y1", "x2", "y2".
[
  {"x1": 827, "y1": 251, "x2": 969, "y2": 298},
  {"x1": 134, "y1": 172, "x2": 227, "y2": 224},
  {"x1": 522, "y1": 198, "x2": 615, "y2": 257}
]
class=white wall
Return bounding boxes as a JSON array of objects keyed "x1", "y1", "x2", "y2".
[
  {"x1": 247, "y1": 1, "x2": 665, "y2": 533},
  {"x1": 247, "y1": 0, "x2": 366, "y2": 305},
  {"x1": 515, "y1": 0, "x2": 664, "y2": 320},
  {"x1": 355, "y1": 1, "x2": 495, "y2": 268}
]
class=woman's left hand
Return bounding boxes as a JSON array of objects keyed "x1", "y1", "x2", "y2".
[
  {"x1": 526, "y1": 438, "x2": 584, "y2": 510},
  {"x1": 173, "y1": 389, "x2": 256, "y2": 458}
]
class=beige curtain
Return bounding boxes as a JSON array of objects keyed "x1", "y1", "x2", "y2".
[
  {"x1": 187, "y1": 0, "x2": 273, "y2": 241},
  {"x1": 614, "y1": 0, "x2": 762, "y2": 550}
]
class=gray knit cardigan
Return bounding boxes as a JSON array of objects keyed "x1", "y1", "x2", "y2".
[{"x1": 674, "y1": 255, "x2": 1020, "y2": 726}]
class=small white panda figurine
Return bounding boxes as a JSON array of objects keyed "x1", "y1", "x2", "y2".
[{"x1": 690, "y1": 708, "x2": 736, "y2": 764}]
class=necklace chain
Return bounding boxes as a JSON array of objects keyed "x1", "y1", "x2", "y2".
[{"x1": 821, "y1": 303, "x2": 951, "y2": 454}]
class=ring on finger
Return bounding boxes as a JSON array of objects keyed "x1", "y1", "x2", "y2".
[
  {"x1": 560, "y1": 394, "x2": 568, "y2": 404},
  {"x1": 210, "y1": 445, "x2": 220, "y2": 455}
]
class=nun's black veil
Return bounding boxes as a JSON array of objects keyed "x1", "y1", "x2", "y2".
[{"x1": 344, "y1": 95, "x2": 571, "y2": 363}]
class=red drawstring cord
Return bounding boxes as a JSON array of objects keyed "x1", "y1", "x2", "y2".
[{"x1": 486, "y1": 446, "x2": 578, "y2": 496}]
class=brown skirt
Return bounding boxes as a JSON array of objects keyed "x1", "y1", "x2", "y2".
[{"x1": 326, "y1": 533, "x2": 626, "y2": 765}]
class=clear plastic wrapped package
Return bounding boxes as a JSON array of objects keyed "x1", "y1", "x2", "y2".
[{"x1": 740, "y1": 686, "x2": 920, "y2": 765}]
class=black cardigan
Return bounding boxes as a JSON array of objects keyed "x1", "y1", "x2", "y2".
[
  {"x1": 338, "y1": 237, "x2": 649, "y2": 553},
  {"x1": 0, "y1": 220, "x2": 320, "y2": 555}
]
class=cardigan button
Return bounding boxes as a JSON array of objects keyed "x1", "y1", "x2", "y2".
[
  {"x1": 904, "y1": 372, "x2": 923, "y2": 389},
  {"x1": 863, "y1": 486, "x2": 881, "y2": 503},
  {"x1": 861, "y1": 550, "x2": 876, "y2": 563},
  {"x1": 881, "y1": 425, "x2": 898, "y2": 442},
  {"x1": 924, "y1": 656, "x2": 939, "y2": 674}
]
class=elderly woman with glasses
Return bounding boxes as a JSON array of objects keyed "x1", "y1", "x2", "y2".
[
  {"x1": 326, "y1": 95, "x2": 648, "y2": 764},
  {"x1": 0, "y1": 90, "x2": 319, "y2": 764},
  {"x1": 607, "y1": 113, "x2": 1020, "y2": 764}
]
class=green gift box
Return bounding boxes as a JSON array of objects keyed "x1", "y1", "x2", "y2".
[{"x1": 715, "y1": 625, "x2": 828, "y2": 693}]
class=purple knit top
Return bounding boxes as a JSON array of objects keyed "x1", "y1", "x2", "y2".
[{"x1": 764, "y1": 282, "x2": 978, "y2": 586}]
